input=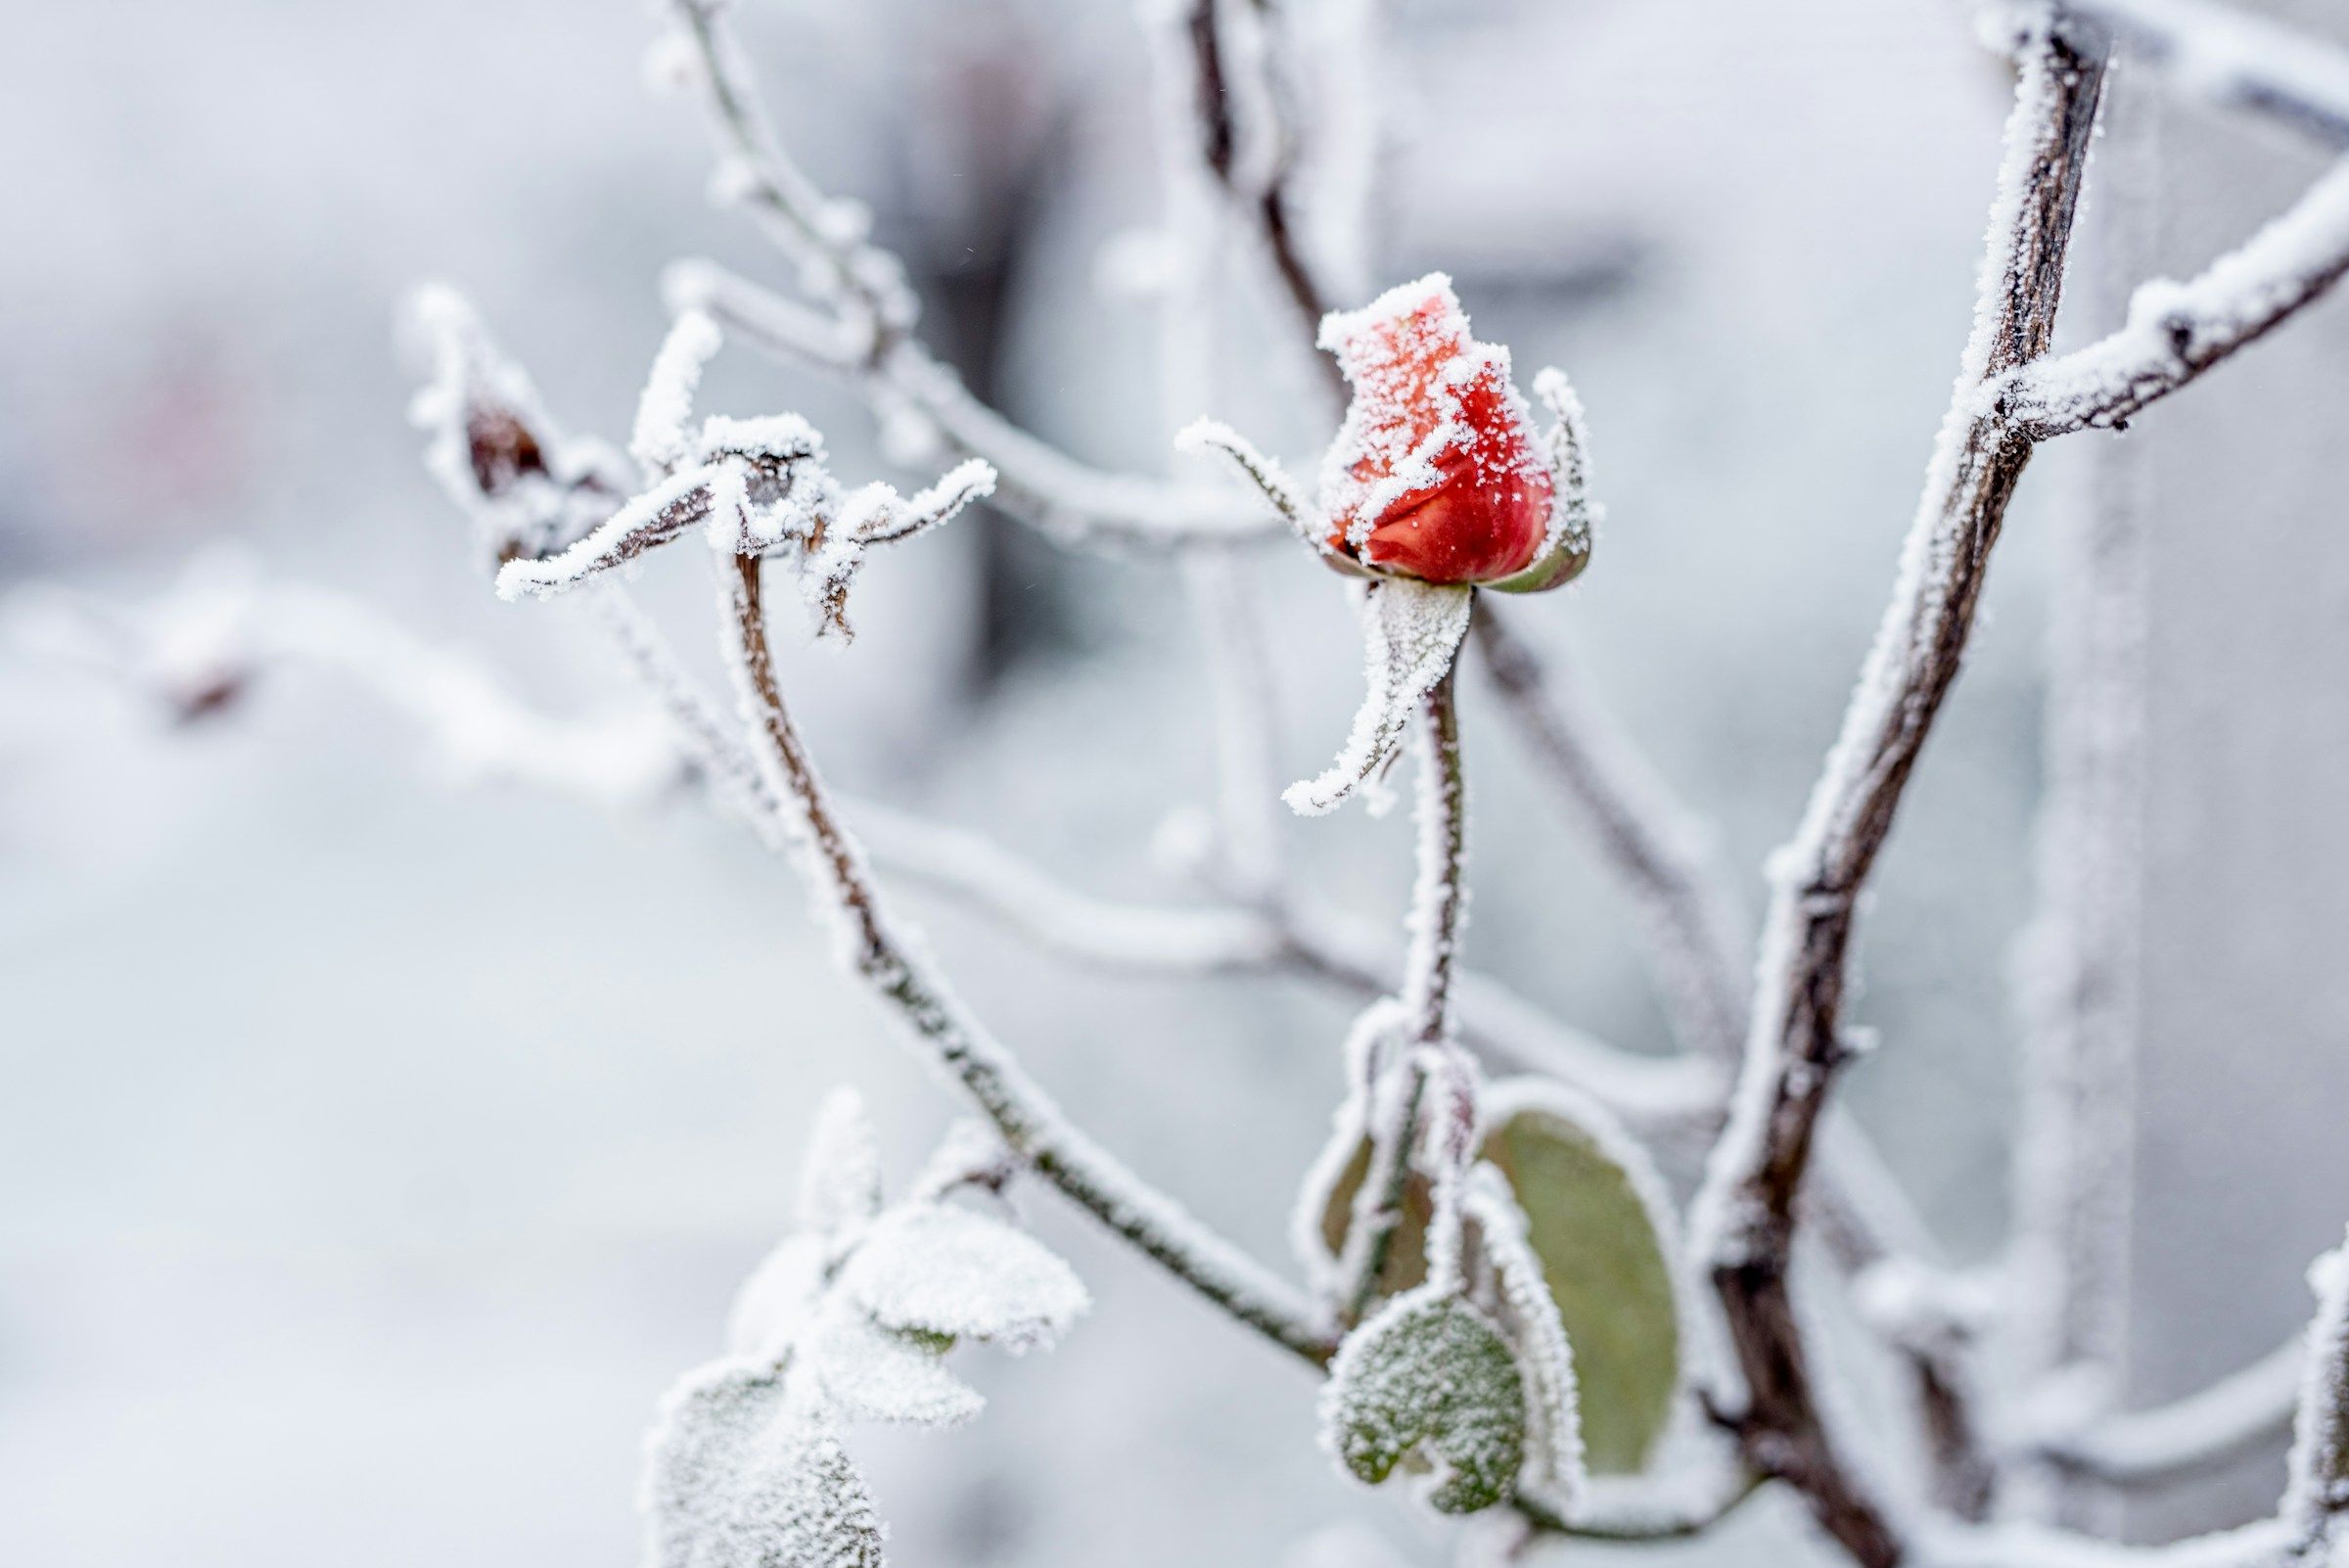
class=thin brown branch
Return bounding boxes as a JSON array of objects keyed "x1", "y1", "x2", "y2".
[
  {"x1": 2007, "y1": 159, "x2": 2349, "y2": 438},
  {"x1": 1689, "y1": 25, "x2": 2113, "y2": 1567},
  {"x1": 1174, "y1": 0, "x2": 1343, "y2": 392},
  {"x1": 719, "y1": 551, "x2": 1337, "y2": 1366},
  {"x1": 2048, "y1": 0, "x2": 2349, "y2": 151},
  {"x1": 1341, "y1": 662, "x2": 1467, "y2": 1321}
]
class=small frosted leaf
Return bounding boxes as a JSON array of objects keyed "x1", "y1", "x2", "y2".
[
  {"x1": 835, "y1": 1204, "x2": 1088, "y2": 1353},
  {"x1": 643, "y1": 1360, "x2": 887, "y2": 1568},
  {"x1": 726, "y1": 1234, "x2": 831, "y2": 1363},
  {"x1": 1481, "y1": 1079, "x2": 1682, "y2": 1475},
  {"x1": 1315, "y1": 1080, "x2": 1683, "y2": 1475},
  {"x1": 806, "y1": 1302, "x2": 985, "y2": 1430},
  {"x1": 1464, "y1": 1165, "x2": 1586, "y2": 1503},
  {"x1": 797, "y1": 1087, "x2": 885, "y2": 1236},
  {"x1": 1285, "y1": 580, "x2": 1472, "y2": 816},
  {"x1": 1320, "y1": 1287, "x2": 1526, "y2": 1514}
]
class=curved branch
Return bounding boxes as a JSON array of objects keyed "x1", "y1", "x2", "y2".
[
  {"x1": 718, "y1": 550, "x2": 1336, "y2": 1365},
  {"x1": 1689, "y1": 25, "x2": 2113, "y2": 1566},
  {"x1": 2033, "y1": 1335, "x2": 2302, "y2": 1487}
]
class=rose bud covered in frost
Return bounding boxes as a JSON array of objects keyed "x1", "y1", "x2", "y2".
[{"x1": 1316, "y1": 274, "x2": 1588, "y2": 593}]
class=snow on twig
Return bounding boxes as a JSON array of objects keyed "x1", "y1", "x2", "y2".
[
  {"x1": 670, "y1": 258, "x2": 1281, "y2": 550},
  {"x1": 2007, "y1": 159, "x2": 2349, "y2": 437},
  {"x1": 2029, "y1": 1334, "x2": 2303, "y2": 1486},
  {"x1": 2041, "y1": 0, "x2": 2349, "y2": 150},
  {"x1": 715, "y1": 550, "x2": 1336, "y2": 1364},
  {"x1": 1686, "y1": 23, "x2": 2111, "y2": 1564}
]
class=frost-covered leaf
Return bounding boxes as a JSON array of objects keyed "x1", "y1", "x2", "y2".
[
  {"x1": 643, "y1": 1360, "x2": 886, "y2": 1568},
  {"x1": 1320, "y1": 1287, "x2": 1526, "y2": 1514},
  {"x1": 727, "y1": 1234, "x2": 831, "y2": 1363},
  {"x1": 1285, "y1": 579, "x2": 1473, "y2": 817},
  {"x1": 1463, "y1": 1165, "x2": 1585, "y2": 1503},
  {"x1": 1315, "y1": 1079, "x2": 1682, "y2": 1475},
  {"x1": 834, "y1": 1203, "x2": 1088, "y2": 1353},
  {"x1": 806, "y1": 1301, "x2": 985, "y2": 1430},
  {"x1": 1481, "y1": 1080, "x2": 1681, "y2": 1475},
  {"x1": 797, "y1": 1087, "x2": 885, "y2": 1237}
]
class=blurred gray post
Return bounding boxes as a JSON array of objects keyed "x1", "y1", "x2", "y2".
[{"x1": 2077, "y1": 0, "x2": 2349, "y2": 1540}]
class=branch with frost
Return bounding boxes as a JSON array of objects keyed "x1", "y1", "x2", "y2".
[
  {"x1": 661, "y1": 0, "x2": 917, "y2": 363},
  {"x1": 1159, "y1": 0, "x2": 1344, "y2": 394},
  {"x1": 427, "y1": 285, "x2": 1335, "y2": 1363},
  {"x1": 1335, "y1": 668, "x2": 1474, "y2": 1322},
  {"x1": 651, "y1": 0, "x2": 1279, "y2": 552},
  {"x1": 2005, "y1": 158, "x2": 2349, "y2": 438},
  {"x1": 2039, "y1": 0, "x2": 2349, "y2": 150},
  {"x1": 671, "y1": 258, "x2": 1278, "y2": 550},
  {"x1": 708, "y1": 539, "x2": 1335, "y2": 1362},
  {"x1": 1686, "y1": 25, "x2": 2111, "y2": 1567},
  {"x1": 8, "y1": 557, "x2": 694, "y2": 811},
  {"x1": 2280, "y1": 1231, "x2": 2349, "y2": 1553},
  {"x1": 2026, "y1": 1334, "x2": 2304, "y2": 1487}
]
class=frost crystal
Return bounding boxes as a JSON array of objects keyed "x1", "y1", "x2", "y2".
[
  {"x1": 1320, "y1": 1285, "x2": 1528, "y2": 1514},
  {"x1": 1285, "y1": 578, "x2": 1474, "y2": 816}
]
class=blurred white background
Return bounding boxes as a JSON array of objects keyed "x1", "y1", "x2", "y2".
[{"x1": 4, "y1": 1, "x2": 2344, "y2": 1563}]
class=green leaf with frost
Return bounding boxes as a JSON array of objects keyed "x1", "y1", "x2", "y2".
[
  {"x1": 1313, "y1": 1078, "x2": 1682, "y2": 1474},
  {"x1": 1321, "y1": 1287, "x2": 1527, "y2": 1514}
]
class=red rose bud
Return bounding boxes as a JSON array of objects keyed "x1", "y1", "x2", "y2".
[{"x1": 1316, "y1": 275, "x2": 1589, "y2": 593}]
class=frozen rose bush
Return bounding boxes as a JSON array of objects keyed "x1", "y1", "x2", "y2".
[{"x1": 23, "y1": 2, "x2": 2349, "y2": 1566}]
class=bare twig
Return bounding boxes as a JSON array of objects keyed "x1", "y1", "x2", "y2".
[
  {"x1": 2008, "y1": 160, "x2": 2349, "y2": 438},
  {"x1": 2045, "y1": 0, "x2": 2349, "y2": 150},
  {"x1": 2005, "y1": 82, "x2": 2160, "y2": 1532},
  {"x1": 2032, "y1": 1334, "x2": 2303, "y2": 1487},
  {"x1": 1688, "y1": 24, "x2": 2112, "y2": 1565},
  {"x1": 1339, "y1": 662, "x2": 1468, "y2": 1321},
  {"x1": 718, "y1": 549, "x2": 1336, "y2": 1365},
  {"x1": 1172, "y1": 0, "x2": 1344, "y2": 397},
  {"x1": 657, "y1": 0, "x2": 1280, "y2": 551}
]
